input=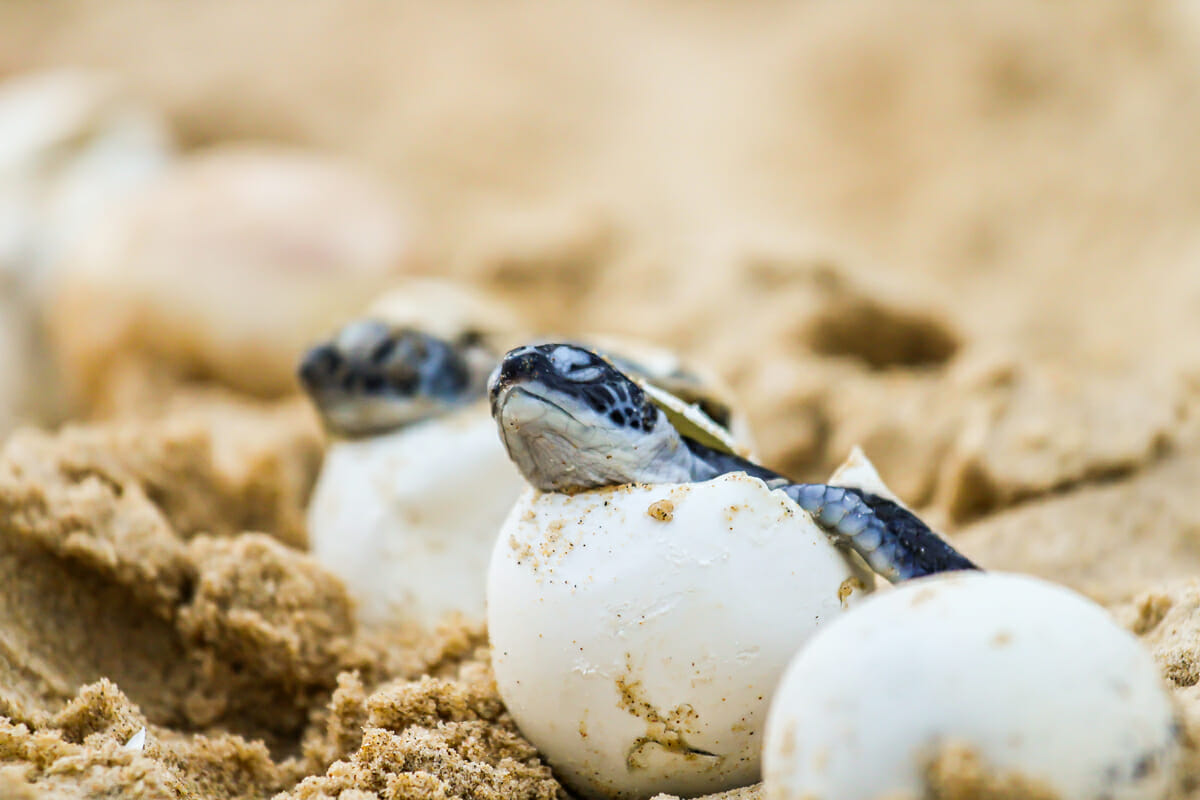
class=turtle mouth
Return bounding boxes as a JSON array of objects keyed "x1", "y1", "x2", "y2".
[
  {"x1": 493, "y1": 383, "x2": 603, "y2": 472},
  {"x1": 493, "y1": 383, "x2": 586, "y2": 430},
  {"x1": 488, "y1": 344, "x2": 581, "y2": 414}
]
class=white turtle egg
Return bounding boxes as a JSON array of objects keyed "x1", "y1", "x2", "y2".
[
  {"x1": 304, "y1": 279, "x2": 521, "y2": 628},
  {"x1": 0, "y1": 280, "x2": 28, "y2": 437},
  {"x1": 307, "y1": 404, "x2": 524, "y2": 628},
  {"x1": 764, "y1": 571, "x2": 1182, "y2": 800},
  {"x1": 487, "y1": 472, "x2": 874, "y2": 800}
]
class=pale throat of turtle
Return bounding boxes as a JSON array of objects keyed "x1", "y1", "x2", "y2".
[
  {"x1": 616, "y1": 424, "x2": 708, "y2": 486},
  {"x1": 508, "y1": 407, "x2": 710, "y2": 494}
]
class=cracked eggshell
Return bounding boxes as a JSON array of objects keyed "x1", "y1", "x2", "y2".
[
  {"x1": 827, "y1": 445, "x2": 901, "y2": 504},
  {"x1": 487, "y1": 472, "x2": 874, "y2": 800},
  {"x1": 308, "y1": 403, "x2": 523, "y2": 628},
  {"x1": 764, "y1": 571, "x2": 1182, "y2": 800},
  {"x1": 583, "y1": 332, "x2": 757, "y2": 457}
]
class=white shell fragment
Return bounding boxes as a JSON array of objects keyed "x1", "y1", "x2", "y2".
[
  {"x1": 763, "y1": 572, "x2": 1182, "y2": 800},
  {"x1": 827, "y1": 444, "x2": 902, "y2": 504},
  {"x1": 640, "y1": 380, "x2": 747, "y2": 459},
  {"x1": 308, "y1": 405, "x2": 524, "y2": 628},
  {"x1": 488, "y1": 472, "x2": 874, "y2": 800},
  {"x1": 123, "y1": 727, "x2": 147, "y2": 752}
]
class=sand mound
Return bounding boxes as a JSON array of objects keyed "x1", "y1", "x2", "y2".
[{"x1": 0, "y1": 395, "x2": 562, "y2": 798}]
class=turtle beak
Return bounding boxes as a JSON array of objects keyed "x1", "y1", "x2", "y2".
[
  {"x1": 487, "y1": 356, "x2": 523, "y2": 417},
  {"x1": 489, "y1": 346, "x2": 554, "y2": 414},
  {"x1": 487, "y1": 365, "x2": 506, "y2": 416}
]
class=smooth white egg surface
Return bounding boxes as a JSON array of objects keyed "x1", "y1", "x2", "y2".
[
  {"x1": 308, "y1": 404, "x2": 524, "y2": 628},
  {"x1": 763, "y1": 571, "x2": 1182, "y2": 800},
  {"x1": 488, "y1": 472, "x2": 874, "y2": 800}
]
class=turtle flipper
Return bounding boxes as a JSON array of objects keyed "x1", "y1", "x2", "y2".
[{"x1": 783, "y1": 484, "x2": 978, "y2": 582}]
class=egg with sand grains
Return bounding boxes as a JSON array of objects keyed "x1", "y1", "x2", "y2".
[
  {"x1": 486, "y1": 470, "x2": 875, "y2": 800},
  {"x1": 763, "y1": 571, "x2": 1183, "y2": 800}
]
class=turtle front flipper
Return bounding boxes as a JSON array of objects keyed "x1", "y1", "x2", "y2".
[{"x1": 783, "y1": 484, "x2": 978, "y2": 582}]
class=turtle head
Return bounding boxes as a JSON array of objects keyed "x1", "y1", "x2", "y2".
[
  {"x1": 299, "y1": 321, "x2": 492, "y2": 437},
  {"x1": 488, "y1": 343, "x2": 692, "y2": 491}
]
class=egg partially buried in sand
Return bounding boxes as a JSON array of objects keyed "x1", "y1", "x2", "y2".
[
  {"x1": 307, "y1": 408, "x2": 524, "y2": 627},
  {"x1": 763, "y1": 572, "x2": 1183, "y2": 800},
  {"x1": 487, "y1": 471, "x2": 875, "y2": 800}
]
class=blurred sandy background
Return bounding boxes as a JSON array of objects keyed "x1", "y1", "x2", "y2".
[
  {"x1": 6, "y1": 1, "x2": 1200, "y2": 798},
  {"x1": 8, "y1": 0, "x2": 1200, "y2": 355}
]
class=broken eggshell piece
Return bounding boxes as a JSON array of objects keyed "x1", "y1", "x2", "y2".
[{"x1": 487, "y1": 469, "x2": 875, "y2": 800}]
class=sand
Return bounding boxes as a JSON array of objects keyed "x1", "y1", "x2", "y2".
[
  {"x1": 0, "y1": 392, "x2": 561, "y2": 798},
  {"x1": 4, "y1": 0, "x2": 1200, "y2": 797}
]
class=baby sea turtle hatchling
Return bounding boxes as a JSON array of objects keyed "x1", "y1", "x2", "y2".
[
  {"x1": 489, "y1": 342, "x2": 977, "y2": 582},
  {"x1": 485, "y1": 352, "x2": 886, "y2": 799},
  {"x1": 297, "y1": 282, "x2": 528, "y2": 627},
  {"x1": 298, "y1": 278, "x2": 520, "y2": 438},
  {"x1": 299, "y1": 322, "x2": 496, "y2": 437}
]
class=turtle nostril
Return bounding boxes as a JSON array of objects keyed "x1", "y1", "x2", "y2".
[{"x1": 497, "y1": 346, "x2": 556, "y2": 389}]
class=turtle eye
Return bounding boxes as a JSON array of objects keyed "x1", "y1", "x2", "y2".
[
  {"x1": 549, "y1": 345, "x2": 605, "y2": 381},
  {"x1": 565, "y1": 366, "x2": 604, "y2": 382}
]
